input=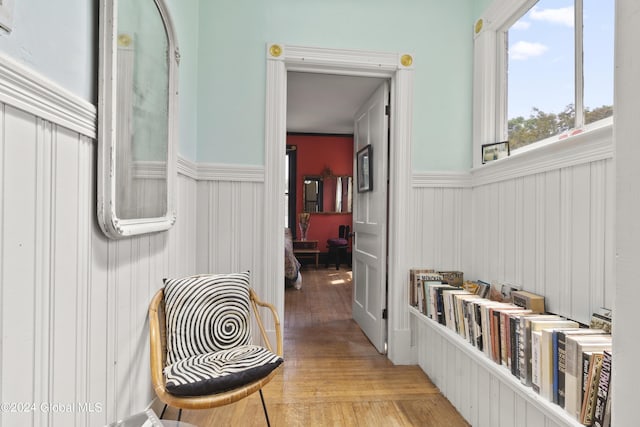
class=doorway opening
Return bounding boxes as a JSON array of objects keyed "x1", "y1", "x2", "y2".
[
  {"x1": 284, "y1": 70, "x2": 390, "y2": 353},
  {"x1": 265, "y1": 44, "x2": 415, "y2": 363}
]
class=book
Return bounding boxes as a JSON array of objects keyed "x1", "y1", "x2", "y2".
[
  {"x1": 540, "y1": 323, "x2": 579, "y2": 400},
  {"x1": 419, "y1": 274, "x2": 443, "y2": 317},
  {"x1": 593, "y1": 350, "x2": 612, "y2": 427},
  {"x1": 476, "y1": 280, "x2": 492, "y2": 299},
  {"x1": 453, "y1": 293, "x2": 481, "y2": 338},
  {"x1": 409, "y1": 268, "x2": 434, "y2": 307},
  {"x1": 507, "y1": 310, "x2": 532, "y2": 376},
  {"x1": 428, "y1": 284, "x2": 456, "y2": 322},
  {"x1": 501, "y1": 309, "x2": 531, "y2": 368},
  {"x1": 489, "y1": 305, "x2": 522, "y2": 363},
  {"x1": 580, "y1": 352, "x2": 605, "y2": 425},
  {"x1": 565, "y1": 335, "x2": 612, "y2": 420},
  {"x1": 481, "y1": 302, "x2": 513, "y2": 359},
  {"x1": 442, "y1": 289, "x2": 470, "y2": 331},
  {"x1": 511, "y1": 290, "x2": 545, "y2": 313},
  {"x1": 589, "y1": 312, "x2": 612, "y2": 334},
  {"x1": 531, "y1": 330, "x2": 543, "y2": 393},
  {"x1": 437, "y1": 270, "x2": 463, "y2": 287},
  {"x1": 518, "y1": 316, "x2": 563, "y2": 386},
  {"x1": 556, "y1": 329, "x2": 607, "y2": 408},
  {"x1": 473, "y1": 299, "x2": 503, "y2": 351}
]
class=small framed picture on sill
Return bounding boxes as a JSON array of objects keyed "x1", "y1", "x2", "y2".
[{"x1": 482, "y1": 141, "x2": 510, "y2": 164}]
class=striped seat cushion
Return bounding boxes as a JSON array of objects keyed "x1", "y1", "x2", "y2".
[
  {"x1": 163, "y1": 272, "x2": 252, "y2": 366},
  {"x1": 164, "y1": 345, "x2": 283, "y2": 396}
]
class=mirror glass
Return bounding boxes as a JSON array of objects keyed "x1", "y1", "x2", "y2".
[
  {"x1": 98, "y1": 0, "x2": 179, "y2": 238},
  {"x1": 303, "y1": 175, "x2": 353, "y2": 213}
]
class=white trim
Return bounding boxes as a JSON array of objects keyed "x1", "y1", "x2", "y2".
[
  {"x1": 412, "y1": 171, "x2": 472, "y2": 188},
  {"x1": 471, "y1": 123, "x2": 613, "y2": 187},
  {"x1": 177, "y1": 156, "x2": 264, "y2": 182},
  {"x1": 0, "y1": 52, "x2": 96, "y2": 138},
  {"x1": 176, "y1": 156, "x2": 198, "y2": 180},
  {"x1": 196, "y1": 163, "x2": 265, "y2": 182},
  {"x1": 132, "y1": 161, "x2": 167, "y2": 179},
  {"x1": 265, "y1": 44, "x2": 415, "y2": 364}
]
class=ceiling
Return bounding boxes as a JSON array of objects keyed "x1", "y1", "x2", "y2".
[{"x1": 286, "y1": 71, "x2": 385, "y2": 134}]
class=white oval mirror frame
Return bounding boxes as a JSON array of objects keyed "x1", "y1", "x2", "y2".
[{"x1": 97, "y1": 0, "x2": 179, "y2": 239}]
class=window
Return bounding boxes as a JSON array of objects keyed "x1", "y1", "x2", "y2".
[{"x1": 504, "y1": 0, "x2": 614, "y2": 151}]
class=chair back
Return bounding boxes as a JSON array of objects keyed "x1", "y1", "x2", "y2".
[{"x1": 339, "y1": 225, "x2": 350, "y2": 240}]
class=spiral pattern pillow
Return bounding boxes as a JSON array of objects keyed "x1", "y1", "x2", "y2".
[{"x1": 163, "y1": 272, "x2": 252, "y2": 365}]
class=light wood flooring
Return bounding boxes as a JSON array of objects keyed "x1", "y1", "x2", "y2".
[{"x1": 174, "y1": 268, "x2": 470, "y2": 426}]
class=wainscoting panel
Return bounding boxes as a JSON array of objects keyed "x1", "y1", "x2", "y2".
[
  {"x1": 469, "y1": 159, "x2": 614, "y2": 325},
  {"x1": 0, "y1": 102, "x2": 199, "y2": 426},
  {"x1": 195, "y1": 179, "x2": 267, "y2": 301},
  {"x1": 409, "y1": 185, "x2": 472, "y2": 273}
]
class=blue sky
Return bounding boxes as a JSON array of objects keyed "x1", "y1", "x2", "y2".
[{"x1": 508, "y1": 0, "x2": 614, "y2": 120}]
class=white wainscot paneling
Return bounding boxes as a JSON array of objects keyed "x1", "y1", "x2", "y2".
[
  {"x1": 470, "y1": 159, "x2": 614, "y2": 325},
  {"x1": 0, "y1": 102, "x2": 198, "y2": 426},
  {"x1": 409, "y1": 185, "x2": 472, "y2": 272}
]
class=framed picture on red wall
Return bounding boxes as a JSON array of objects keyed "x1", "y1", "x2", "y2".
[{"x1": 357, "y1": 144, "x2": 373, "y2": 192}]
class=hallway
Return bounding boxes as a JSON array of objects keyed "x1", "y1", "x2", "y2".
[{"x1": 177, "y1": 268, "x2": 469, "y2": 426}]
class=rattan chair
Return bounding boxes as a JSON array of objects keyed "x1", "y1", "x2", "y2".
[{"x1": 149, "y1": 279, "x2": 283, "y2": 425}]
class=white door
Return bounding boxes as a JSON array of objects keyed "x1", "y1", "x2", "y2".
[{"x1": 352, "y1": 81, "x2": 389, "y2": 353}]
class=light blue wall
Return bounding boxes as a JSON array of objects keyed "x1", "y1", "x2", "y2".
[
  {"x1": 0, "y1": 1, "x2": 477, "y2": 169},
  {"x1": 197, "y1": 0, "x2": 475, "y2": 171},
  {"x1": 0, "y1": 0, "x2": 199, "y2": 161},
  {"x1": 166, "y1": 0, "x2": 199, "y2": 161},
  {"x1": 0, "y1": 0, "x2": 94, "y2": 101},
  {"x1": 474, "y1": 0, "x2": 494, "y2": 19}
]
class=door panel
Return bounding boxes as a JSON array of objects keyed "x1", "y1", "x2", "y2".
[{"x1": 352, "y1": 80, "x2": 389, "y2": 353}]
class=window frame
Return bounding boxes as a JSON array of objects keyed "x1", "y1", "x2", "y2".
[{"x1": 473, "y1": 0, "x2": 613, "y2": 169}]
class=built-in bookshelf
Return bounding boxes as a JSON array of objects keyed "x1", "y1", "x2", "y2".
[{"x1": 410, "y1": 307, "x2": 587, "y2": 427}]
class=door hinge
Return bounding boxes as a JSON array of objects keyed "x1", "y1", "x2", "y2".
[
  {"x1": 385, "y1": 104, "x2": 390, "y2": 116},
  {"x1": 382, "y1": 308, "x2": 388, "y2": 319}
]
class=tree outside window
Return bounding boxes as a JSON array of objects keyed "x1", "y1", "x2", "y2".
[{"x1": 505, "y1": 0, "x2": 614, "y2": 151}]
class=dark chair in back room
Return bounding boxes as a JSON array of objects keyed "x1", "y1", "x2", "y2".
[{"x1": 326, "y1": 225, "x2": 350, "y2": 270}]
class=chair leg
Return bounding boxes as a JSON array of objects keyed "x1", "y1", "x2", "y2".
[
  {"x1": 259, "y1": 389, "x2": 271, "y2": 427},
  {"x1": 159, "y1": 404, "x2": 168, "y2": 419},
  {"x1": 177, "y1": 408, "x2": 182, "y2": 422}
]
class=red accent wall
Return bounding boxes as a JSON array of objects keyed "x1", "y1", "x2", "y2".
[{"x1": 288, "y1": 134, "x2": 353, "y2": 253}]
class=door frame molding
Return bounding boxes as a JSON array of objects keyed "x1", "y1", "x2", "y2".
[{"x1": 264, "y1": 44, "x2": 415, "y2": 364}]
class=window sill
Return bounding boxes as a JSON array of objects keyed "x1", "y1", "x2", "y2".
[{"x1": 471, "y1": 121, "x2": 613, "y2": 187}]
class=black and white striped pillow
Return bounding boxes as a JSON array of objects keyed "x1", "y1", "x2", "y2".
[
  {"x1": 163, "y1": 272, "x2": 252, "y2": 366},
  {"x1": 164, "y1": 345, "x2": 283, "y2": 396}
]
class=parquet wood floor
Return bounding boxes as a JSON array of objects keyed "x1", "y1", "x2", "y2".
[{"x1": 174, "y1": 268, "x2": 469, "y2": 426}]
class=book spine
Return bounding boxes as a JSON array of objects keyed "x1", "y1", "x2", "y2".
[
  {"x1": 581, "y1": 353, "x2": 604, "y2": 425},
  {"x1": 492, "y1": 310, "x2": 501, "y2": 364},
  {"x1": 436, "y1": 288, "x2": 446, "y2": 324},
  {"x1": 564, "y1": 337, "x2": 578, "y2": 417},
  {"x1": 557, "y1": 331, "x2": 568, "y2": 408},
  {"x1": 593, "y1": 351, "x2": 612, "y2": 427},
  {"x1": 531, "y1": 331, "x2": 542, "y2": 394},
  {"x1": 519, "y1": 317, "x2": 531, "y2": 386},
  {"x1": 580, "y1": 352, "x2": 591, "y2": 419},
  {"x1": 510, "y1": 316, "x2": 519, "y2": 377},
  {"x1": 552, "y1": 331, "x2": 560, "y2": 404},
  {"x1": 540, "y1": 330, "x2": 553, "y2": 400},
  {"x1": 500, "y1": 312, "x2": 508, "y2": 366},
  {"x1": 474, "y1": 303, "x2": 483, "y2": 350}
]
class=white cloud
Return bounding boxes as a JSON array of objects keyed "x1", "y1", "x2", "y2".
[
  {"x1": 530, "y1": 6, "x2": 574, "y2": 27},
  {"x1": 510, "y1": 41, "x2": 548, "y2": 60},
  {"x1": 511, "y1": 21, "x2": 531, "y2": 31}
]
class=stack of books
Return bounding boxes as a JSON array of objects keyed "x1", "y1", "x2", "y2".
[{"x1": 409, "y1": 271, "x2": 613, "y2": 427}]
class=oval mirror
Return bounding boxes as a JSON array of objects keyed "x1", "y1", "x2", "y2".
[{"x1": 98, "y1": 0, "x2": 179, "y2": 238}]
